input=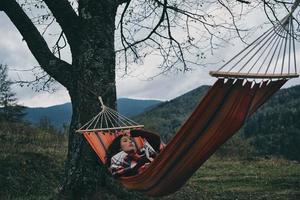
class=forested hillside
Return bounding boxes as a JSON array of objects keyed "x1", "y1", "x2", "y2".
[
  {"x1": 244, "y1": 84, "x2": 300, "y2": 160},
  {"x1": 134, "y1": 84, "x2": 300, "y2": 161}
]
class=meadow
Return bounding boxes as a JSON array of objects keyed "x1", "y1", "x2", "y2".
[{"x1": 1, "y1": 122, "x2": 299, "y2": 200}]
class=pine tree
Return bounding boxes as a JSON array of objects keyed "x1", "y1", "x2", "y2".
[{"x1": 0, "y1": 64, "x2": 25, "y2": 122}]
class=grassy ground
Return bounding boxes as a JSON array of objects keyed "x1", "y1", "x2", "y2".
[
  {"x1": 158, "y1": 157, "x2": 300, "y2": 200},
  {"x1": 0, "y1": 123, "x2": 67, "y2": 200},
  {"x1": 1, "y1": 123, "x2": 299, "y2": 200}
]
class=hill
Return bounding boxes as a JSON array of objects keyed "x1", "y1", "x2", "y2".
[
  {"x1": 117, "y1": 98, "x2": 162, "y2": 117},
  {"x1": 24, "y1": 103, "x2": 72, "y2": 129},
  {"x1": 244, "y1": 84, "x2": 300, "y2": 160},
  {"x1": 24, "y1": 98, "x2": 162, "y2": 129}
]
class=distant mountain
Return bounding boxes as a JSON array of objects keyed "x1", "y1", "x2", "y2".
[
  {"x1": 25, "y1": 103, "x2": 72, "y2": 129},
  {"x1": 24, "y1": 98, "x2": 162, "y2": 129},
  {"x1": 117, "y1": 98, "x2": 162, "y2": 117}
]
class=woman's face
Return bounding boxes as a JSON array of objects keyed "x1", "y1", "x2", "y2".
[{"x1": 120, "y1": 136, "x2": 136, "y2": 153}]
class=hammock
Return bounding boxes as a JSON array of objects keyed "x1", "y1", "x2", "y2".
[{"x1": 77, "y1": 5, "x2": 299, "y2": 197}]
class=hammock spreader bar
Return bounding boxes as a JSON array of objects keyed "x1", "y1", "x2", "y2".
[
  {"x1": 77, "y1": 97, "x2": 144, "y2": 133},
  {"x1": 210, "y1": 9, "x2": 299, "y2": 79}
]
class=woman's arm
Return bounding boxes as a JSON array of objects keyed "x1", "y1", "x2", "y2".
[{"x1": 130, "y1": 129, "x2": 161, "y2": 152}]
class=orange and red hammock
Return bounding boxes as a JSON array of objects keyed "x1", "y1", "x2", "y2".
[
  {"x1": 77, "y1": 11, "x2": 299, "y2": 197},
  {"x1": 79, "y1": 78, "x2": 287, "y2": 196}
]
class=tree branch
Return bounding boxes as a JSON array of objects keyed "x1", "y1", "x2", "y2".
[
  {"x1": 0, "y1": 0, "x2": 72, "y2": 87},
  {"x1": 118, "y1": 0, "x2": 167, "y2": 54},
  {"x1": 218, "y1": 0, "x2": 247, "y2": 44},
  {"x1": 43, "y1": 0, "x2": 80, "y2": 53},
  {"x1": 236, "y1": 0, "x2": 250, "y2": 4},
  {"x1": 117, "y1": 0, "x2": 130, "y2": 5}
]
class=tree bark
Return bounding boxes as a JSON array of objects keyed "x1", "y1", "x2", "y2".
[{"x1": 58, "y1": 1, "x2": 119, "y2": 199}]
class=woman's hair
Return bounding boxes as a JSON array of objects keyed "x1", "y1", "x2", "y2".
[
  {"x1": 106, "y1": 135, "x2": 130, "y2": 167},
  {"x1": 106, "y1": 130, "x2": 162, "y2": 167}
]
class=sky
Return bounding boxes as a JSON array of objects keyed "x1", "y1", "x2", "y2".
[{"x1": 0, "y1": 3, "x2": 300, "y2": 108}]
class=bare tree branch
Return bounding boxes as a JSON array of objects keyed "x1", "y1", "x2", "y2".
[
  {"x1": 115, "y1": 0, "x2": 255, "y2": 75},
  {"x1": 165, "y1": 10, "x2": 188, "y2": 71},
  {"x1": 217, "y1": 0, "x2": 247, "y2": 44},
  {"x1": 119, "y1": 0, "x2": 167, "y2": 54},
  {"x1": 0, "y1": 0, "x2": 73, "y2": 87},
  {"x1": 13, "y1": 69, "x2": 56, "y2": 92},
  {"x1": 117, "y1": 0, "x2": 131, "y2": 5},
  {"x1": 52, "y1": 31, "x2": 68, "y2": 60},
  {"x1": 263, "y1": 0, "x2": 281, "y2": 26},
  {"x1": 236, "y1": 0, "x2": 250, "y2": 4},
  {"x1": 43, "y1": 0, "x2": 80, "y2": 53}
]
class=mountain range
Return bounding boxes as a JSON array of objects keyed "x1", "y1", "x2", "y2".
[{"x1": 24, "y1": 98, "x2": 162, "y2": 129}]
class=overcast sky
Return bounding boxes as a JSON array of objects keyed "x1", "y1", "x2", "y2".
[{"x1": 1, "y1": 4, "x2": 300, "y2": 108}]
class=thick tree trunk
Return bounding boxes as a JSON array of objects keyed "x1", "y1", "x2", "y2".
[
  {"x1": 59, "y1": 85, "x2": 116, "y2": 200},
  {"x1": 58, "y1": 1, "x2": 120, "y2": 199},
  {"x1": 1, "y1": 0, "x2": 127, "y2": 198}
]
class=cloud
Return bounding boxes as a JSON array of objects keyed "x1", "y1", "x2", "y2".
[
  {"x1": 17, "y1": 87, "x2": 70, "y2": 107},
  {"x1": 117, "y1": 65, "x2": 215, "y2": 101},
  {"x1": 0, "y1": 14, "x2": 37, "y2": 67}
]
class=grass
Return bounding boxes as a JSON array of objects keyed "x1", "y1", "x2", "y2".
[
  {"x1": 0, "y1": 122, "x2": 67, "y2": 200},
  {"x1": 0, "y1": 122, "x2": 299, "y2": 200},
  {"x1": 164, "y1": 157, "x2": 300, "y2": 200}
]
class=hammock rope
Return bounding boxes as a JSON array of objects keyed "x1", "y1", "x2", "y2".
[
  {"x1": 210, "y1": 7, "x2": 299, "y2": 79},
  {"x1": 76, "y1": 97, "x2": 144, "y2": 133}
]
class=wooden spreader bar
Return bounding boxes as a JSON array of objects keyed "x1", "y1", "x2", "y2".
[{"x1": 209, "y1": 71, "x2": 299, "y2": 79}]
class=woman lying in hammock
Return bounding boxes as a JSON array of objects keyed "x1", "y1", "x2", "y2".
[{"x1": 106, "y1": 129, "x2": 162, "y2": 177}]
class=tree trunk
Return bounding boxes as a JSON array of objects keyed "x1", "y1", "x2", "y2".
[
  {"x1": 59, "y1": 86, "x2": 116, "y2": 200},
  {"x1": 58, "y1": 1, "x2": 119, "y2": 199}
]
